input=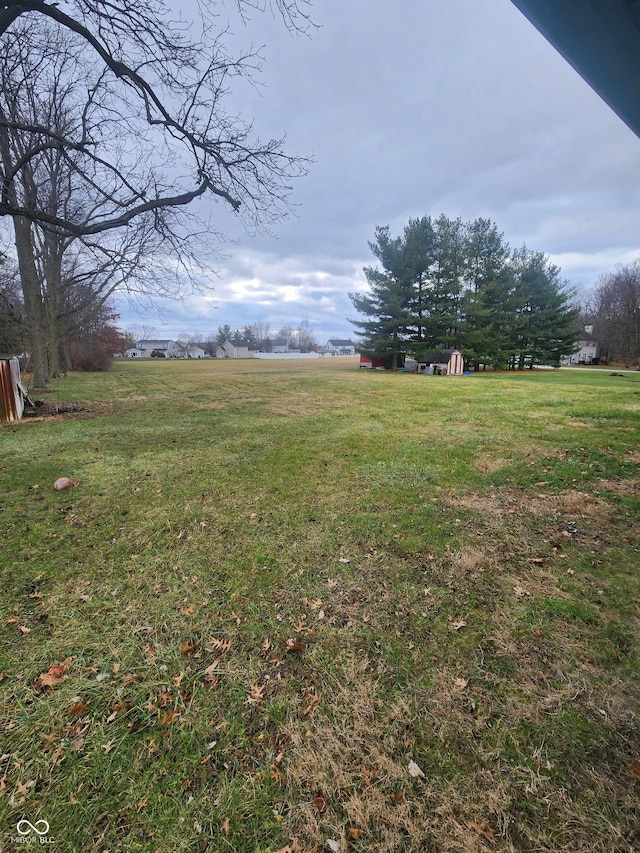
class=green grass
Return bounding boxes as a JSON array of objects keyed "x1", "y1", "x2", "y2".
[{"x1": 1, "y1": 358, "x2": 639, "y2": 852}]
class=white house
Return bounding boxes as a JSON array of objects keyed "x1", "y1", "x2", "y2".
[
  {"x1": 216, "y1": 338, "x2": 253, "y2": 358},
  {"x1": 125, "y1": 339, "x2": 187, "y2": 358},
  {"x1": 187, "y1": 343, "x2": 207, "y2": 358},
  {"x1": 324, "y1": 339, "x2": 356, "y2": 355},
  {"x1": 562, "y1": 325, "x2": 598, "y2": 365}
]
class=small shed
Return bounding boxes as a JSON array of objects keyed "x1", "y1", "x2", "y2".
[
  {"x1": 0, "y1": 356, "x2": 26, "y2": 423},
  {"x1": 415, "y1": 349, "x2": 464, "y2": 376}
]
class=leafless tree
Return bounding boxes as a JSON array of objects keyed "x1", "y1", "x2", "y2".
[
  {"x1": 126, "y1": 324, "x2": 157, "y2": 343},
  {"x1": 0, "y1": 0, "x2": 311, "y2": 236},
  {"x1": 297, "y1": 319, "x2": 317, "y2": 351},
  {"x1": 591, "y1": 262, "x2": 640, "y2": 366},
  {"x1": 250, "y1": 320, "x2": 272, "y2": 347},
  {"x1": 0, "y1": 252, "x2": 24, "y2": 353},
  {"x1": 0, "y1": 3, "x2": 312, "y2": 383}
]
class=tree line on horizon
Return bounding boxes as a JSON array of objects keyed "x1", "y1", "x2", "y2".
[
  {"x1": 160, "y1": 321, "x2": 321, "y2": 355},
  {"x1": 350, "y1": 215, "x2": 581, "y2": 371}
]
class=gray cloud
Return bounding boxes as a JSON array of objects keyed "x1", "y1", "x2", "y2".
[{"x1": 117, "y1": 0, "x2": 640, "y2": 339}]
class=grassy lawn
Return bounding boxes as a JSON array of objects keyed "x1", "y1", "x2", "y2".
[{"x1": 1, "y1": 357, "x2": 639, "y2": 852}]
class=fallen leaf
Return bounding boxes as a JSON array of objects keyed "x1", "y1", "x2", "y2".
[
  {"x1": 15, "y1": 779, "x2": 35, "y2": 798},
  {"x1": 156, "y1": 690, "x2": 173, "y2": 707},
  {"x1": 220, "y1": 818, "x2": 230, "y2": 836},
  {"x1": 102, "y1": 740, "x2": 115, "y2": 754},
  {"x1": 451, "y1": 620, "x2": 467, "y2": 631},
  {"x1": 312, "y1": 791, "x2": 327, "y2": 812},
  {"x1": 347, "y1": 827, "x2": 364, "y2": 840},
  {"x1": 326, "y1": 840, "x2": 340, "y2": 853},
  {"x1": 407, "y1": 760, "x2": 425, "y2": 778},
  {"x1": 35, "y1": 658, "x2": 71, "y2": 690},
  {"x1": 210, "y1": 636, "x2": 231, "y2": 653},
  {"x1": 180, "y1": 605, "x2": 195, "y2": 616},
  {"x1": 530, "y1": 557, "x2": 546, "y2": 565},
  {"x1": 18, "y1": 626, "x2": 31, "y2": 634},
  {"x1": 39, "y1": 732, "x2": 57, "y2": 750},
  {"x1": 160, "y1": 709, "x2": 181, "y2": 726},
  {"x1": 136, "y1": 797, "x2": 148, "y2": 812},
  {"x1": 302, "y1": 687, "x2": 321, "y2": 718},
  {"x1": 203, "y1": 660, "x2": 220, "y2": 678},
  {"x1": 454, "y1": 678, "x2": 469, "y2": 690},
  {"x1": 513, "y1": 585, "x2": 530, "y2": 597},
  {"x1": 179, "y1": 638, "x2": 200, "y2": 654},
  {"x1": 6, "y1": 615, "x2": 19, "y2": 624},
  {"x1": 390, "y1": 790, "x2": 405, "y2": 804},
  {"x1": 627, "y1": 759, "x2": 640, "y2": 780},
  {"x1": 467, "y1": 820, "x2": 495, "y2": 843},
  {"x1": 247, "y1": 683, "x2": 266, "y2": 703},
  {"x1": 285, "y1": 637, "x2": 305, "y2": 653},
  {"x1": 49, "y1": 745, "x2": 65, "y2": 767},
  {"x1": 67, "y1": 701, "x2": 88, "y2": 717}
]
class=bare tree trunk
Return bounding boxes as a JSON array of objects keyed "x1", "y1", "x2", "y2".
[{"x1": 13, "y1": 215, "x2": 49, "y2": 386}]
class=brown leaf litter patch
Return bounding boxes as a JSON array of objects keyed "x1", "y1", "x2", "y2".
[
  {"x1": 280, "y1": 652, "x2": 640, "y2": 852},
  {"x1": 595, "y1": 477, "x2": 640, "y2": 497},
  {"x1": 474, "y1": 454, "x2": 513, "y2": 475},
  {"x1": 445, "y1": 487, "x2": 611, "y2": 530},
  {"x1": 283, "y1": 657, "x2": 446, "y2": 852},
  {"x1": 17, "y1": 400, "x2": 115, "y2": 422}
]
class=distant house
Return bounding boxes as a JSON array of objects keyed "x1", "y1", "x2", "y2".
[
  {"x1": 216, "y1": 338, "x2": 253, "y2": 358},
  {"x1": 272, "y1": 339, "x2": 289, "y2": 353},
  {"x1": 125, "y1": 339, "x2": 186, "y2": 358},
  {"x1": 187, "y1": 343, "x2": 207, "y2": 358},
  {"x1": 324, "y1": 339, "x2": 356, "y2": 355},
  {"x1": 562, "y1": 325, "x2": 598, "y2": 365},
  {"x1": 415, "y1": 349, "x2": 465, "y2": 375}
]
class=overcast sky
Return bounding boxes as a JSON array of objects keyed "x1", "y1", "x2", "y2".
[{"x1": 117, "y1": 0, "x2": 640, "y2": 344}]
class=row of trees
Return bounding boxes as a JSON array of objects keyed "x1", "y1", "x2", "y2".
[
  {"x1": 0, "y1": 1, "x2": 310, "y2": 385},
  {"x1": 580, "y1": 262, "x2": 640, "y2": 366},
  {"x1": 166, "y1": 320, "x2": 319, "y2": 354},
  {"x1": 350, "y1": 215, "x2": 579, "y2": 370},
  {"x1": 0, "y1": 249, "x2": 129, "y2": 370}
]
